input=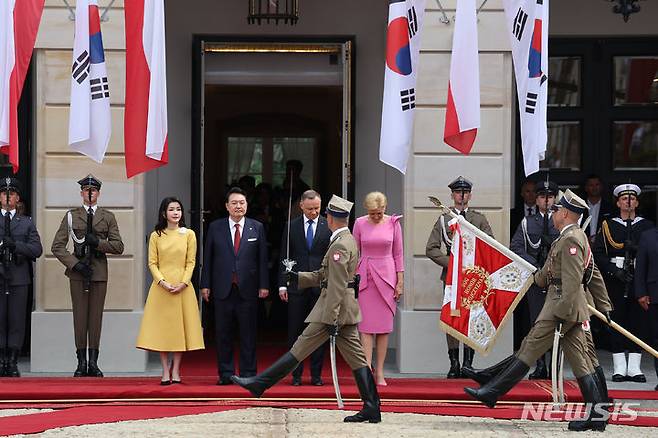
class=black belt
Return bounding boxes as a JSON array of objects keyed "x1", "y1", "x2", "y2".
[{"x1": 320, "y1": 280, "x2": 357, "y2": 289}]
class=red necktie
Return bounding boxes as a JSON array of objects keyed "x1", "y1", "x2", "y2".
[{"x1": 233, "y1": 223, "x2": 241, "y2": 254}]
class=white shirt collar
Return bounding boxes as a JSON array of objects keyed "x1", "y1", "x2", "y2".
[
  {"x1": 83, "y1": 204, "x2": 98, "y2": 213},
  {"x1": 229, "y1": 216, "x2": 246, "y2": 229},
  {"x1": 331, "y1": 226, "x2": 349, "y2": 242},
  {"x1": 1, "y1": 209, "x2": 16, "y2": 219},
  {"x1": 303, "y1": 215, "x2": 318, "y2": 225}
]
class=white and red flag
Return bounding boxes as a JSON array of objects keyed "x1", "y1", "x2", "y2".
[
  {"x1": 440, "y1": 215, "x2": 535, "y2": 354},
  {"x1": 444, "y1": 0, "x2": 480, "y2": 154},
  {"x1": 503, "y1": 0, "x2": 549, "y2": 176},
  {"x1": 69, "y1": 0, "x2": 111, "y2": 163},
  {"x1": 378, "y1": 0, "x2": 425, "y2": 174},
  {"x1": 0, "y1": 0, "x2": 44, "y2": 173},
  {"x1": 124, "y1": 0, "x2": 168, "y2": 178}
]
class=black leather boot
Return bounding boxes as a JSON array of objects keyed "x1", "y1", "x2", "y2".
[
  {"x1": 74, "y1": 349, "x2": 87, "y2": 377},
  {"x1": 568, "y1": 373, "x2": 607, "y2": 431},
  {"x1": 464, "y1": 357, "x2": 529, "y2": 408},
  {"x1": 344, "y1": 366, "x2": 381, "y2": 423},
  {"x1": 462, "y1": 355, "x2": 515, "y2": 385},
  {"x1": 447, "y1": 348, "x2": 461, "y2": 379},
  {"x1": 5, "y1": 349, "x2": 20, "y2": 377},
  {"x1": 462, "y1": 346, "x2": 475, "y2": 369},
  {"x1": 87, "y1": 349, "x2": 104, "y2": 377},
  {"x1": 595, "y1": 365, "x2": 612, "y2": 405},
  {"x1": 231, "y1": 352, "x2": 299, "y2": 397},
  {"x1": 0, "y1": 348, "x2": 7, "y2": 377},
  {"x1": 528, "y1": 356, "x2": 548, "y2": 380}
]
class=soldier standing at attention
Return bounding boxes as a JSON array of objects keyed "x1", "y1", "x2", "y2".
[
  {"x1": 0, "y1": 178, "x2": 43, "y2": 377},
  {"x1": 593, "y1": 184, "x2": 653, "y2": 383},
  {"x1": 426, "y1": 176, "x2": 494, "y2": 378},
  {"x1": 232, "y1": 195, "x2": 381, "y2": 424},
  {"x1": 51, "y1": 175, "x2": 124, "y2": 377},
  {"x1": 509, "y1": 180, "x2": 560, "y2": 379},
  {"x1": 465, "y1": 190, "x2": 608, "y2": 432}
]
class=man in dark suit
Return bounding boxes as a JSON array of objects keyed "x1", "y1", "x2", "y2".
[
  {"x1": 581, "y1": 174, "x2": 614, "y2": 243},
  {"x1": 278, "y1": 190, "x2": 331, "y2": 386},
  {"x1": 201, "y1": 187, "x2": 269, "y2": 385},
  {"x1": 634, "y1": 226, "x2": 658, "y2": 391},
  {"x1": 510, "y1": 178, "x2": 537, "y2": 236},
  {"x1": 0, "y1": 178, "x2": 42, "y2": 377}
]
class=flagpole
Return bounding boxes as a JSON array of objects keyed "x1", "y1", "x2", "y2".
[{"x1": 281, "y1": 168, "x2": 296, "y2": 276}]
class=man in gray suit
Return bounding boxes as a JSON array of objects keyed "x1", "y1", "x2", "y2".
[{"x1": 0, "y1": 178, "x2": 43, "y2": 377}]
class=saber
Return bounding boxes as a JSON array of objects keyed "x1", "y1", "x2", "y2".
[
  {"x1": 329, "y1": 333, "x2": 344, "y2": 409},
  {"x1": 281, "y1": 168, "x2": 296, "y2": 278},
  {"x1": 551, "y1": 322, "x2": 564, "y2": 405},
  {"x1": 558, "y1": 348, "x2": 565, "y2": 404}
]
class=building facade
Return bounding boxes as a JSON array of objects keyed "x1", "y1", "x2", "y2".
[{"x1": 26, "y1": 0, "x2": 658, "y2": 372}]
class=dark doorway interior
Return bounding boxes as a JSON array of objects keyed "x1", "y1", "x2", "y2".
[{"x1": 201, "y1": 84, "x2": 343, "y2": 344}]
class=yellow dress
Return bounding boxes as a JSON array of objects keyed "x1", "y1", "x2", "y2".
[{"x1": 136, "y1": 228, "x2": 205, "y2": 352}]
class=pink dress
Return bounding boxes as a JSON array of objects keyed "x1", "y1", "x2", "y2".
[{"x1": 353, "y1": 215, "x2": 404, "y2": 334}]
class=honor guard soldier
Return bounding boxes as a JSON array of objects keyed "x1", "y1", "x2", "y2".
[
  {"x1": 465, "y1": 190, "x2": 609, "y2": 432},
  {"x1": 232, "y1": 195, "x2": 382, "y2": 424},
  {"x1": 593, "y1": 183, "x2": 654, "y2": 383},
  {"x1": 0, "y1": 178, "x2": 43, "y2": 377},
  {"x1": 426, "y1": 176, "x2": 494, "y2": 378},
  {"x1": 51, "y1": 175, "x2": 124, "y2": 377},
  {"x1": 510, "y1": 180, "x2": 560, "y2": 379}
]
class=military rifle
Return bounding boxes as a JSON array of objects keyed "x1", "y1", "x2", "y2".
[
  {"x1": 2, "y1": 179, "x2": 12, "y2": 296},
  {"x1": 82, "y1": 188, "x2": 94, "y2": 293},
  {"x1": 622, "y1": 192, "x2": 633, "y2": 298}
]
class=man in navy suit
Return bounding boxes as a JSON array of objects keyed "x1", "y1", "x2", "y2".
[
  {"x1": 201, "y1": 187, "x2": 269, "y2": 385},
  {"x1": 634, "y1": 226, "x2": 658, "y2": 390},
  {"x1": 278, "y1": 190, "x2": 331, "y2": 386}
]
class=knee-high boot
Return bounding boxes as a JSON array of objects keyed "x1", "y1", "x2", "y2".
[
  {"x1": 447, "y1": 348, "x2": 460, "y2": 379},
  {"x1": 343, "y1": 366, "x2": 381, "y2": 423},
  {"x1": 464, "y1": 357, "x2": 529, "y2": 408},
  {"x1": 528, "y1": 355, "x2": 548, "y2": 380},
  {"x1": 231, "y1": 352, "x2": 299, "y2": 397},
  {"x1": 568, "y1": 373, "x2": 608, "y2": 431},
  {"x1": 5, "y1": 349, "x2": 20, "y2": 377},
  {"x1": 461, "y1": 355, "x2": 516, "y2": 385},
  {"x1": 462, "y1": 346, "x2": 475, "y2": 369}
]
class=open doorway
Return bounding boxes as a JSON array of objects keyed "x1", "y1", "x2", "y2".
[{"x1": 192, "y1": 39, "x2": 354, "y2": 346}]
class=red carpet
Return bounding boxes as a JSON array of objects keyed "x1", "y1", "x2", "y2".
[{"x1": 1, "y1": 347, "x2": 657, "y2": 433}]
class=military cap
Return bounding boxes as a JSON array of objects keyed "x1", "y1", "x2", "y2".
[
  {"x1": 613, "y1": 183, "x2": 641, "y2": 199},
  {"x1": 535, "y1": 180, "x2": 559, "y2": 196},
  {"x1": 0, "y1": 177, "x2": 22, "y2": 196},
  {"x1": 448, "y1": 176, "x2": 473, "y2": 192},
  {"x1": 77, "y1": 174, "x2": 102, "y2": 190},
  {"x1": 552, "y1": 189, "x2": 588, "y2": 214},
  {"x1": 326, "y1": 194, "x2": 353, "y2": 218}
]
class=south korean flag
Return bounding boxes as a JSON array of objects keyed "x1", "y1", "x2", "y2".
[
  {"x1": 69, "y1": 0, "x2": 111, "y2": 163},
  {"x1": 378, "y1": 0, "x2": 426, "y2": 174},
  {"x1": 504, "y1": 0, "x2": 549, "y2": 176}
]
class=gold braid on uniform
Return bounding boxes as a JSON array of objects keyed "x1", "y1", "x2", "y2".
[{"x1": 601, "y1": 220, "x2": 624, "y2": 250}]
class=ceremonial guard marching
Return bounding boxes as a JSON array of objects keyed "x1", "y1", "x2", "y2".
[
  {"x1": 232, "y1": 195, "x2": 381, "y2": 423},
  {"x1": 593, "y1": 183, "x2": 654, "y2": 382},
  {"x1": 465, "y1": 190, "x2": 609, "y2": 432},
  {"x1": 509, "y1": 180, "x2": 560, "y2": 379},
  {"x1": 51, "y1": 175, "x2": 124, "y2": 377},
  {"x1": 426, "y1": 176, "x2": 494, "y2": 377},
  {"x1": 0, "y1": 178, "x2": 43, "y2": 377}
]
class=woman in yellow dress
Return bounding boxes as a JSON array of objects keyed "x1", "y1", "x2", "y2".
[{"x1": 136, "y1": 197, "x2": 204, "y2": 384}]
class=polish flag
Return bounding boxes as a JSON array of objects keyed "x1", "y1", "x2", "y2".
[
  {"x1": 0, "y1": 0, "x2": 44, "y2": 173},
  {"x1": 440, "y1": 215, "x2": 535, "y2": 354},
  {"x1": 443, "y1": 0, "x2": 480, "y2": 155},
  {"x1": 124, "y1": 0, "x2": 168, "y2": 178}
]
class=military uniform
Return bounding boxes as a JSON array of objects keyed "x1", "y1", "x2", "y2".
[
  {"x1": 593, "y1": 183, "x2": 653, "y2": 382},
  {"x1": 232, "y1": 195, "x2": 381, "y2": 424},
  {"x1": 51, "y1": 175, "x2": 124, "y2": 377},
  {"x1": 465, "y1": 190, "x2": 608, "y2": 432},
  {"x1": 0, "y1": 178, "x2": 43, "y2": 377},
  {"x1": 425, "y1": 176, "x2": 493, "y2": 377}
]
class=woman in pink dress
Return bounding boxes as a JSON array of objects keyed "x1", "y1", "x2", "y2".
[{"x1": 353, "y1": 192, "x2": 404, "y2": 386}]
